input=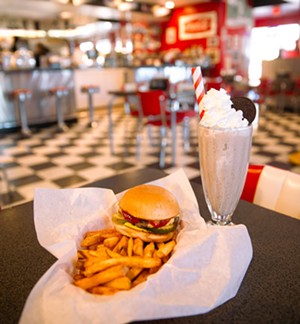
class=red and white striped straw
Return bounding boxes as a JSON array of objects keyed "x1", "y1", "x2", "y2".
[{"x1": 192, "y1": 66, "x2": 205, "y2": 106}]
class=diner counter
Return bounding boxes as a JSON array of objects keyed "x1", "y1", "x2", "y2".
[
  {"x1": 0, "y1": 64, "x2": 196, "y2": 130},
  {"x1": 0, "y1": 68, "x2": 76, "y2": 129},
  {"x1": 0, "y1": 168, "x2": 299, "y2": 324},
  {"x1": 0, "y1": 66, "x2": 134, "y2": 129},
  {"x1": 74, "y1": 67, "x2": 130, "y2": 109},
  {"x1": 0, "y1": 67, "x2": 75, "y2": 73}
]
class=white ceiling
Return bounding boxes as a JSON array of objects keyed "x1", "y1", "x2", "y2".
[
  {"x1": 0, "y1": 0, "x2": 298, "y2": 27},
  {"x1": 0, "y1": 0, "x2": 204, "y2": 24}
]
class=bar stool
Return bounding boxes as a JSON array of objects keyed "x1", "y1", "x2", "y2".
[
  {"x1": 49, "y1": 86, "x2": 69, "y2": 132},
  {"x1": 81, "y1": 85, "x2": 100, "y2": 128},
  {"x1": 0, "y1": 165, "x2": 15, "y2": 207},
  {"x1": 12, "y1": 88, "x2": 32, "y2": 136}
]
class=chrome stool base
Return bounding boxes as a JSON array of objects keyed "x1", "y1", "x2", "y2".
[
  {"x1": 81, "y1": 85, "x2": 100, "y2": 127},
  {"x1": 56, "y1": 123, "x2": 69, "y2": 133},
  {"x1": 12, "y1": 89, "x2": 32, "y2": 136},
  {"x1": 21, "y1": 128, "x2": 32, "y2": 137},
  {"x1": 87, "y1": 121, "x2": 98, "y2": 128},
  {"x1": 49, "y1": 87, "x2": 70, "y2": 132}
]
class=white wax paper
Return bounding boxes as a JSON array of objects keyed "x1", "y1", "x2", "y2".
[{"x1": 20, "y1": 169, "x2": 252, "y2": 324}]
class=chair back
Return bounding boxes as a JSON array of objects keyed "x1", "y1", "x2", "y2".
[
  {"x1": 240, "y1": 165, "x2": 264, "y2": 203},
  {"x1": 241, "y1": 164, "x2": 300, "y2": 219},
  {"x1": 205, "y1": 77, "x2": 223, "y2": 91},
  {"x1": 149, "y1": 78, "x2": 170, "y2": 92},
  {"x1": 137, "y1": 90, "x2": 167, "y2": 118}
]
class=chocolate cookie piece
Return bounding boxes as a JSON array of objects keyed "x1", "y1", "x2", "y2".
[{"x1": 231, "y1": 97, "x2": 256, "y2": 125}]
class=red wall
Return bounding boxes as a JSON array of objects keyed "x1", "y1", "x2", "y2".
[
  {"x1": 160, "y1": 2, "x2": 226, "y2": 51},
  {"x1": 160, "y1": 2, "x2": 226, "y2": 77},
  {"x1": 255, "y1": 11, "x2": 300, "y2": 27}
]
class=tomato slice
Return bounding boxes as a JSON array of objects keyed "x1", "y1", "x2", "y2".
[
  {"x1": 149, "y1": 218, "x2": 170, "y2": 228},
  {"x1": 122, "y1": 209, "x2": 171, "y2": 228},
  {"x1": 122, "y1": 211, "x2": 140, "y2": 225}
]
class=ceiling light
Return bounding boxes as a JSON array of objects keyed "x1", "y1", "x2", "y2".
[
  {"x1": 48, "y1": 29, "x2": 76, "y2": 38},
  {"x1": 0, "y1": 29, "x2": 47, "y2": 38},
  {"x1": 118, "y1": 1, "x2": 137, "y2": 11},
  {"x1": 96, "y1": 39, "x2": 112, "y2": 55},
  {"x1": 80, "y1": 41, "x2": 94, "y2": 52},
  {"x1": 118, "y1": 2, "x2": 133, "y2": 11},
  {"x1": 165, "y1": 1, "x2": 175, "y2": 10},
  {"x1": 72, "y1": 0, "x2": 86, "y2": 5},
  {"x1": 152, "y1": 5, "x2": 170, "y2": 17},
  {"x1": 60, "y1": 11, "x2": 72, "y2": 19}
]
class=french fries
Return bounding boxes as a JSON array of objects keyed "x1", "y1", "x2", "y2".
[
  {"x1": 73, "y1": 228, "x2": 177, "y2": 295},
  {"x1": 74, "y1": 265, "x2": 129, "y2": 290}
]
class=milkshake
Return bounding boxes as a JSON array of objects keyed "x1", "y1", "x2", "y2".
[{"x1": 198, "y1": 88, "x2": 254, "y2": 225}]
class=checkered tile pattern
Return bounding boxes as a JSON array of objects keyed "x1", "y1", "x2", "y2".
[{"x1": 0, "y1": 106, "x2": 299, "y2": 208}]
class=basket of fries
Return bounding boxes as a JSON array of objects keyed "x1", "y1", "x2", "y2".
[
  {"x1": 74, "y1": 229, "x2": 177, "y2": 294},
  {"x1": 20, "y1": 169, "x2": 253, "y2": 324}
]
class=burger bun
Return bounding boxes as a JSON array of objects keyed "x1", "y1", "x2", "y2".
[{"x1": 119, "y1": 184, "x2": 180, "y2": 221}]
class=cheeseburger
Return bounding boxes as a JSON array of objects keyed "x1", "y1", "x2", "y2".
[{"x1": 112, "y1": 184, "x2": 180, "y2": 242}]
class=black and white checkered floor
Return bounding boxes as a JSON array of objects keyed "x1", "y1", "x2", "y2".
[{"x1": 1, "y1": 106, "x2": 299, "y2": 208}]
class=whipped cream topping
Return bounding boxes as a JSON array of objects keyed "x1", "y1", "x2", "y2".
[{"x1": 199, "y1": 88, "x2": 249, "y2": 128}]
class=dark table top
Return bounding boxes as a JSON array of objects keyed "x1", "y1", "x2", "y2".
[
  {"x1": 108, "y1": 90, "x2": 138, "y2": 96},
  {"x1": 0, "y1": 168, "x2": 299, "y2": 324}
]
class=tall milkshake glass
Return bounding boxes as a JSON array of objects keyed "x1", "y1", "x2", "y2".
[{"x1": 198, "y1": 124, "x2": 253, "y2": 225}]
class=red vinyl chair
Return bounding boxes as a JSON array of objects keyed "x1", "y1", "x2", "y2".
[
  {"x1": 241, "y1": 165, "x2": 264, "y2": 203},
  {"x1": 241, "y1": 165, "x2": 300, "y2": 219},
  {"x1": 136, "y1": 90, "x2": 193, "y2": 168},
  {"x1": 149, "y1": 78, "x2": 170, "y2": 92},
  {"x1": 279, "y1": 78, "x2": 299, "y2": 113},
  {"x1": 173, "y1": 80, "x2": 197, "y2": 113},
  {"x1": 204, "y1": 77, "x2": 223, "y2": 92},
  {"x1": 252, "y1": 77, "x2": 281, "y2": 113},
  {"x1": 253, "y1": 78, "x2": 271, "y2": 107}
]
